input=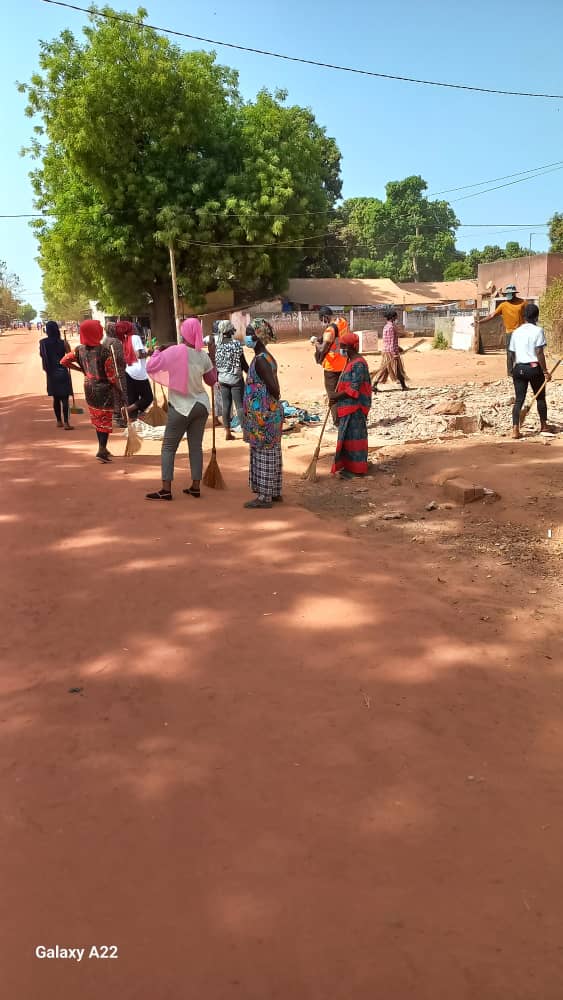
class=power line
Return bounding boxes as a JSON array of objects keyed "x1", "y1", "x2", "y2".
[
  {"x1": 40, "y1": 0, "x2": 563, "y2": 101},
  {"x1": 451, "y1": 164, "x2": 563, "y2": 202},
  {"x1": 430, "y1": 160, "x2": 563, "y2": 196}
]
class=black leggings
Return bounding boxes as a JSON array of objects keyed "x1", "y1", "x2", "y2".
[
  {"x1": 512, "y1": 363, "x2": 547, "y2": 425},
  {"x1": 96, "y1": 431, "x2": 109, "y2": 451},
  {"x1": 126, "y1": 374, "x2": 153, "y2": 414},
  {"x1": 53, "y1": 396, "x2": 69, "y2": 423}
]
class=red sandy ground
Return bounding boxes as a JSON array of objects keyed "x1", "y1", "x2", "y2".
[{"x1": 2, "y1": 327, "x2": 563, "y2": 1000}]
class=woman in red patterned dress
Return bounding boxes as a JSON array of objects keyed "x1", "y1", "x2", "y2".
[{"x1": 61, "y1": 319, "x2": 121, "y2": 463}]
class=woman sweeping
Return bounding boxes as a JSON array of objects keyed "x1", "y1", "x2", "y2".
[
  {"x1": 61, "y1": 319, "x2": 121, "y2": 463},
  {"x1": 121, "y1": 320, "x2": 154, "y2": 418},
  {"x1": 39, "y1": 320, "x2": 73, "y2": 430},
  {"x1": 215, "y1": 319, "x2": 249, "y2": 440},
  {"x1": 145, "y1": 317, "x2": 217, "y2": 501},
  {"x1": 373, "y1": 309, "x2": 409, "y2": 391},
  {"x1": 243, "y1": 319, "x2": 283, "y2": 509},
  {"x1": 102, "y1": 321, "x2": 128, "y2": 428},
  {"x1": 332, "y1": 332, "x2": 372, "y2": 479}
]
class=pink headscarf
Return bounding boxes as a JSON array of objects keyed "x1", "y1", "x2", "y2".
[{"x1": 146, "y1": 317, "x2": 205, "y2": 395}]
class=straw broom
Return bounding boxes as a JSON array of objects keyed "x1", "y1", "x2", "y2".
[
  {"x1": 141, "y1": 381, "x2": 167, "y2": 427},
  {"x1": 203, "y1": 385, "x2": 226, "y2": 489},
  {"x1": 520, "y1": 358, "x2": 562, "y2": 425},
  {"x1": 110, "y1": 346, "x2": 142, "y2": 456},
  {"x1": 301, "y1": 404, "x2": 332, "y2": 482}
]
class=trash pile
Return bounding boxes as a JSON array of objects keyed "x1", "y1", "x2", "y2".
[{"x1": 367, "y1": 380, "x2": 563, "y2": 443}]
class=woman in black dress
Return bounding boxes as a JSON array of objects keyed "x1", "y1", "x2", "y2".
[{"x1": 39, "y1": 321, "x2": 74, "y2": 430}]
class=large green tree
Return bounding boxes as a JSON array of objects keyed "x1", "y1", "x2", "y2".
[
  {"x1": 443, "y1": 241, "x2": 533, "y2": 280},
  {"x1": 549, "y1": 213, "x2": 563, "y2": 253},
  {"x1": 17, "y1": 303, "x2": 37, "y2": 323},
  {"x1": 21, "y1": 7, "x2": 341, "y2": 338},
  {"x1": 299, "y1": 177, "x2": 459, "y2": 282}
]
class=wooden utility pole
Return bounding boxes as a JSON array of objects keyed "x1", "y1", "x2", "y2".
[{"x1": 169, "y1": 242, "x2": 181, "y2": 342}]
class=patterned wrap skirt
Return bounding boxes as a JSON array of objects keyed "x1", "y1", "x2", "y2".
[
  {"x1": 331, "y1": 410, "x2": 368, "y2": 476},
  {"x1": 84, "y1": 379, "x2": 114, "y2": 434},
  {"x1": 249, "y1": 443, "x2": 283, "y2": 500},
  {"x1": 374, "y1": 352, "x2": 408, "y2": 385}
]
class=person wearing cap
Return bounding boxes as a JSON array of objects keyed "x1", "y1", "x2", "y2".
[
  {"x1": 331, "y1": 331, "x2": 372, "y2": 479},
  {"x1": 478, "y1": 285, "x2": 527, "y2": 373},
  {"x1": 313, "y1": 306, "x2": 349, "y2": 426}
]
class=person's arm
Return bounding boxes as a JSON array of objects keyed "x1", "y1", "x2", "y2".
[
  {"x1": 536, "y1": 347, "x2": 551, "y2": 379},
  {"x1": 133, "y1": 335, "x2": 147, "y2": 360},
  {"x1": 239, "y1": 344, "x2": 249, "y2": 374},
  {"x1": 201, "y1": 352, "x2": 217, "y2": 387},
  {"x1": 478, "y1": 305, "x2": 502, "y2": 326},
  {"x1": 146, "y1": 348, "x2": 170, "y2": 377},
  {"x1": 60, "y1": 348, "x2": 81, "y2": 373},
  {"x1": 255, "y1": 355, "x2": 280, "y2": 399},
  {"x1": 318, "y1": 325, "x2": 338, "y2": 364}
]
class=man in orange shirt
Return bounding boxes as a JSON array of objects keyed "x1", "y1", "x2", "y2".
[
  {"x1": 478, "y1": 284, "x2": 527, "y2": 373},
  {"x1": 313, "y1": 306, "x2": 348, "y2": 425}
]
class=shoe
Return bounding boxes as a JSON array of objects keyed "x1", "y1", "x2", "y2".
[
  {"x1": 183, "y1": 487, "x2": 201, "y2": 498},
  {"x1": 244, "y1": 498, "x2": 272, "y2": 509},
  {"x1": 146, "y1": 489, "x2": 173, "y2": 501},
  {"x1": 64, "y1": 424, "x2": 74, "y2": 431},
  {"x1": 56, "y1": 421, "x2": 64, "y2": 428}
]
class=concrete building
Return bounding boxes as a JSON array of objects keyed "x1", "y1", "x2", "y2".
[{"x1": 478, "y1": 253, "x2": 563, "y2": 305}]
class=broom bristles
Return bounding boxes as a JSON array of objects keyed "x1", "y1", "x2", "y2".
[
  {"x1": 203, "y1": 449, "x2": 226, "y2": 489},
  {"x1": 124, "y1": 421, "x2": 142, "y2": 457},
  {"x1": 301, "y1": 457, "x2": 319, "y2": 482},
  {"x1": 141, "y1": 402, "x2": 167, "y2": 427}
]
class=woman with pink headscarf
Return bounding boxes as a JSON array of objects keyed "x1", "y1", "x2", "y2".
[{"x1": 145, "y1": 318, "x2": 217, "y2": 501}]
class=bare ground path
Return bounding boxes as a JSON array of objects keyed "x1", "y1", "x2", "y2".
[{"x1": 1, "y1": 328, "x2": 563, "y2": 999}]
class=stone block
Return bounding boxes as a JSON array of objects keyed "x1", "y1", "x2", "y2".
[{"x1": 443, "y1": 478, "x2": 486, "y2": 505}]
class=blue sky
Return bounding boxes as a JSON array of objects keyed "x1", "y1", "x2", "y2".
[{"x1": 2, "y1": 0, "x2": 563, "y2": 310}]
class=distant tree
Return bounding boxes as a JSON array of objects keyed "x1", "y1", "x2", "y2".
[
  {"x1": 443, "y1": 259, "x2": 475, "y2": 280},
  {"x1": 0, "y1": 261, "x2": 23, "y2": 327},
  {"x1": 348, "y1": 258, "x2": 384, "y2": 278},
  {"x1": 548, "y1": 213, "x2": 563, "y2": 253},
  {"x1": 17, "y1": 303, "x2": 37, "y2": 323},
  {"x1": 21, "y1": 7, "x2": 341, "y2": 339}
]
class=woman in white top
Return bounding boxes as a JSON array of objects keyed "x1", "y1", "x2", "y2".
[
  {"x1": 509, "y1": 303, "x2": 552, "y2": 439},
  {"x1": 118, "y1": 321, "x2": 154, "y2": 418},
  {"x1": 145, "y1": 318, "x2": 217, "y2": 500}
]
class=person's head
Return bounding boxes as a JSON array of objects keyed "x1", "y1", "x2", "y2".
[
  {"x1": 524, "y1": 303, "x2": 539, "y2": 324},
  {"x1": 217, "y1": 319, "x2": 235, "y2": 340},
  {"x1": 79, "y1": 319, "x2": 103, "y2": 347},
  {"x1": 504, "y1": 284, "x2": 518, "y2": 301},
  {"x1": 115, "y1": 320, "x2": 133, "y2": 342},
  {"x1": 318, "y1": 305, "x2": 333, "y2": 323},
  {"x1": 384, "y1": 308, "x2": 398, "y2": 322},
  {"x1": 245, "y1": 318, "x2": 276, "y2": 353},
  {"x1": 105, "y1": 321, "x2": 117, "y2": 339},
  {"x1": 339, "y1": 331, "x2": 360, "y2": 359},
  {"x1": 45, "y1": 320, "x2": 61, "y2": 340},
  {"x1": 180, "y1": 316, "x2": 204, "y2": 350}
]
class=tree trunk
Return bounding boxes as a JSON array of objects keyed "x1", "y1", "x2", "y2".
[{"x1": 149, "y1": 281, "x2": 176, "y2": 343}]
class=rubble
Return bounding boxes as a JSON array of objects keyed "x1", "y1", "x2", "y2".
[{"x1": 367, "y1": 379, "x2": 563, "y2": 444}]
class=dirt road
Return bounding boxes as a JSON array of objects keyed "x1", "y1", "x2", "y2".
[{"x1": 2, "y1": 328, "x2": 563, "y2": 999}]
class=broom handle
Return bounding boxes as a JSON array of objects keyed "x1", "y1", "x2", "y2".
[
  {"x1": 212, "y1": 385, "x2": 217, "y2": 450},
  {"x1": 528, "y1": 358, "x2": 561, "y2": 405},
  {"x1": 313, "y1": 404, "x2": 333, "y2": 459},
  {"x1": 110, "y1": 345, "x2": 128, "y2": 409}
]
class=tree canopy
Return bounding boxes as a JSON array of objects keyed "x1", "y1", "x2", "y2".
[
  {"x1": 549, "y1": 213, "x2": 563, "y2": 253},
  {"x1": 21, "y1": 6, "x2": 341, "y2": 337},
  {"x1": 443, "y1": 241, "x2": 533, "y2": 281},
  {"x1": 0, "y1": 262, "x2": 24, "y2": 327}
]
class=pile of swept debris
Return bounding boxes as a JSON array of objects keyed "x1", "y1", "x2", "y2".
[{"x1": 367, "y1": 380, "x2": 563, "y2": 444}]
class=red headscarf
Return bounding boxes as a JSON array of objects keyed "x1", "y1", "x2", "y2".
[
  {"x1": 80, "y1": 319, "x2": 103, "y2": 347},
  {"x1": 115, "y1": 320, "x2": 137, "y2": 366},
  {"x1": 340, "y1": 331, "x2": 360, "y2": 351}
]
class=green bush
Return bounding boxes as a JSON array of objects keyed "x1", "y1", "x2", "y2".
[
  {"x1": 432, "y1": 330, "x2": 449, "y2": 350},
  {"x1": 540, "y1": 279, "x2": 563, "y2": 354}
]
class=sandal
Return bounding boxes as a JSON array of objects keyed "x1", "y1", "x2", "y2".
[
  {"x1": 183, "y1": 487, "x2": 201, "y2": 498},
  {"x1": 146, "y1": 489, "x2": 173, "y2": 501},
  {"x1": 96, "y1": 452, "x2": 112, "y2": 464},
  {"x1": 244, "y1": 498, "x2": 272, "y2": 509}
]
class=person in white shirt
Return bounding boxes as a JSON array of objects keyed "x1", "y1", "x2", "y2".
[
  {"x1": 509, "y1": 303, "x2": 552, "y2": 439},
  {"x1": 116, "y1": 320, "x2": 154, "y2": 417}
]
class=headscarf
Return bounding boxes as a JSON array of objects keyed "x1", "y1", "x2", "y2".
[
  {"x1": 79, "y1": 319, "x2": 103, "y2": 347},
  {"x1": 45, "y1": 320, "x2": 61, "y2": 340},
  {"x1": 250, "y1": 318, "x2": 276, "y2": 344},
  {"x1": 115, "y1": 320, "x2": 137, "y2": 366},
  {"x1": 147, "y1": 317, "x2": 206, "y2": 396},
  {"x1": 181, "y1": 317, "x2": 204, "y2": 350},
  {"x1": 340, "y1": 331, "x2": 360, "y2": 351},
  {"x1": 215, "y1": 319, "x2": 235, "y2": 346}
]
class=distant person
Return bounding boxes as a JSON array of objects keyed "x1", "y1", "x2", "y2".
[
  {"x1": 313, "y1": 306, "x2": 348, "y2": 426},
  {"x1": 478, "y1": 284, "x2": 527, "y2": 373},
  {"x1": 102, "y1": 321, "x2": 127, "y2": 427},
  {"x1": 509, "y1": 303, "x2": 553, "y2": 439},
  {"x1": 372, "y1": 309, "x2": 408, "y2": 391},
  {"x1": 243, "y1": 319, "x2": 283, "y2": 508},
  {"x1": 61, "y1": 319, "x2": 120, "y2": 463},
  {"x1": 332, "y1": 332, "x2": 372, "y2": 479},
  {"x1": 39, "y1": 320, "x2": 73, "y2": 431},
  {"x1": 214, "y1": 320, "x2": 249, "y2": 441},
  {"x1": 120, "y1": 320, "x2": 154, "y2": 418}
]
